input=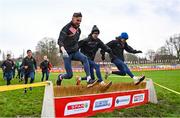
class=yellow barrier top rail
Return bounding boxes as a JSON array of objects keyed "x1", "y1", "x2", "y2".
[
  {"x1": 153, "y1": 82, "x2": 180, "y2": 95},
  {"x1": 0, "y1": 81, "x2": 49, "y2": 92},
  {"x1": 1, "y1": 80, "x2": 180, "y2": 95}
]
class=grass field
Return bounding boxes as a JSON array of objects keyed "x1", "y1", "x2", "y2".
[{"x1": 0, "y1": 69, "x2": 180, "y2": 117}]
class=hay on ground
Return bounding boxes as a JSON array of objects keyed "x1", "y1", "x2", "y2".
[{"x1": 54, "y1": 82, "x2": 146, "y2": 97}]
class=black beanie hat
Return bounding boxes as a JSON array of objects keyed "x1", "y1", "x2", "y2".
[
  {"x1": 91, "y1": 25, "x2": 100, "y2": 34},
  {"x1": 7, "y1": 54, "x2": 11, "y2": 57}
]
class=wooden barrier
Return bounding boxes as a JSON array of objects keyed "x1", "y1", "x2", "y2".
[{"x1": 41, "y1": 79, "x2": 157, "y2": 117}]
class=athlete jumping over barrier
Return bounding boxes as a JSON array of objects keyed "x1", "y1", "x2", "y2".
[
  {"x1": 76, "y1": 25, "x2": 113, "y2": 88},
  {"x1": 56, "y1": 12, "x2": 96, "y2": 86},
  {"x1": 101, "y1": 32, "x2": 145, "y2": 85}
]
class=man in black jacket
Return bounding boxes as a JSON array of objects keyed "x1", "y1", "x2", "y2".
[
  {"x1": 1, "y1": 54, "x2": 14, "y2": 85},
  {"x1": 57, "y1": 12, "x2": 95, "y2": 86},
  {"x1": 77, "y1": 25, "x2": 113, "y2": 87},
  {"x1": 22, "y1": 50, "x2": 37, "y2": 93},
  {"x1": 101, "y1": 32, "x2": 145, "y2": 85},
  {"x1": 40, "y1": 55, "x2": 51, "y2": 81}
]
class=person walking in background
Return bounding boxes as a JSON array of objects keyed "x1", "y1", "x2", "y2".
[
  {"x1": 1, "y1": 54, "x2": 14, "y2": 85},
  {"x1": 40, "y1": 55, "x2": 52, "y2": 81},
  {"x1": 15, "y1": 59, "x2": 24, "y2": 82},
  {"x1": 22, "y1": 50, "x2": 37, "y2": 93}
]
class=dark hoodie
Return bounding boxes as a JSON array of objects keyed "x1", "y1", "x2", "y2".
[
  {"x1": 101, "y1": 39, "x2": 141, "y2": 62},
  {"x1": 1, "y1": 59, "x2": 14, "y2": 73},
  {"x1": 22, "y1": 56, "x2": 37, "y2": 73},
  {"x1": 40, "y1": 60, "x2": 50, "y2": 72},
  {"x1": 78, "y1": 25, "x2": 112, "y2": 60},
  {"x1": 57, "y1": 22, "x2": 81, "y2": 54}
]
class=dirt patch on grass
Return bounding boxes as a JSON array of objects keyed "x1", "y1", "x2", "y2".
[{"x1": 54, "y1": 82, "x2": 146, "y2": 97}]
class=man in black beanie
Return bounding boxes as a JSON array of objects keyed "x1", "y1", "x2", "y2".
[
  {"x1": 57, "y1": 12, "x2": 96, "y2": 86},
  {"x1": 77, "y1": 25, "x2": 113, "y2": 87}
]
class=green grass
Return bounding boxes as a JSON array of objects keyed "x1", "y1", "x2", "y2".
[
  {"x1": 95, "y1": 70, "x2": 180, "y2": 117},
  {"x1": 0, "y1": 70, "x2": 180, "y2": 117}
]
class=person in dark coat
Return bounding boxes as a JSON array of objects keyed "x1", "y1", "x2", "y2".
[
  {"x1": 101, "y1": 32, "x2": 145, "y2": 85},
  {"x1": 22, "y1": 50, "x2": 37, "y2": 93},
  {"x1": 40, "y1": 55, "x2": 52, "y2": 81},
  {"x1": 56, "y1": 12, "x2": 96, "y2": 86},
  {"x1": 1, "y1": 54, "x2": 14, "y2": 85},
  {"x1": 77, "y1": 25, "x2": 113, "y2": 87}
]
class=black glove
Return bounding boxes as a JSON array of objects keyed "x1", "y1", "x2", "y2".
[
  {"x1": 101, "y1": 55, "x2": 105, "y2": 61},
  {"x1": 136, "y1": 50, "x2": 143, "y2": 53}
]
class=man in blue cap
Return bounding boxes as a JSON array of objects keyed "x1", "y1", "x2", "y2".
[{"x1": 101, "y1": 32, "x2": 145, "y2": 85}]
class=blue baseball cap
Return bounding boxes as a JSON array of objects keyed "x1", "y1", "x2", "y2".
[{"x1": 116, "y1": 32, "x2": 129, "y2": 40}]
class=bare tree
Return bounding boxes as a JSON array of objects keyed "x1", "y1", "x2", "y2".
[
  {"x1": 35, "y1": 37, "x2": 60, "y2": 66},
  {"x1": 156, "y1": 46, "x2": 169, "y2": 55},
  {"x1": 167, "y1": 34, "x2": 180, "y2": 59},
  {"x1": 165, "y1": 40, "x2": 173, "y2": 55},
  {"x1": 146, "y1": 49, "x2": 156, "y2": 61}
]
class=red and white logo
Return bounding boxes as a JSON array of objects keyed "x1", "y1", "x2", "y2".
[
  {"x1": 64, "y1": 100, "x2": 90, "y2": 116},
  {"x1": 132, "y1": 93, "x2": 145, "y2": 103}
]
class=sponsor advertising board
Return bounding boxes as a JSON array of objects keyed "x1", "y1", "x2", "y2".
[{"x1": 54, "y1": 89, "x2": 148, "y2": 117}]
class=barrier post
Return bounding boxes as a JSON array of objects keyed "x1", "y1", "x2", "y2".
[
  {"x1": 41, "y1": 81, "x2": 55, "y2": 117},
  {"x1": 146, "y1": 79, "x2": 158, "y2": 104}
]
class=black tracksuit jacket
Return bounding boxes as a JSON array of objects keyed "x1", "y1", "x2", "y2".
[
  {"x1": 79, "y1": 36, "x2": 112, "y2": 61},
  {"x1": 1, "y1": 59, "x2": 14, "y2": 73},
  {"x1": 22, "y1": 56, "x2": 37, "y2": 73},
  {"x1": 40, "y1": 60, "x2": 50, "y2": 72},
  {"x1": 101, "y1": 39, "x2": 140, "y2": 62},
  {"x1": 57, "y1": 22, "x2": 81, "y2": 54}
]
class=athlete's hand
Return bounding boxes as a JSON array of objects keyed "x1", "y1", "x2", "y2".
[
  {"x1": 3, "y1": 66, "x2": 6, "y2": 70},
  {"x1": 24, "y1": 66, "x2": 28, "y2": 69},
  {"x1": 136, "y1": 50, "x2": 143, "y2": 53},
  {"x1": 62, "y1": 50, "x2": 69, "y2": 58},
  {"x1": 61, "y1": 46, "x2": 69, "y2": 58}
]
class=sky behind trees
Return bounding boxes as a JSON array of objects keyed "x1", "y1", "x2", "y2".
[{"x1": 0, "y1": 0, "x2": 180, "y2": 59}]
